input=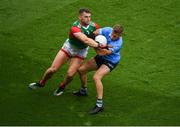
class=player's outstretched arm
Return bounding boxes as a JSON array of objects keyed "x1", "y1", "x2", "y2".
[{"x1": 73, "y1": 32, "x2": 99, "y2": 48}]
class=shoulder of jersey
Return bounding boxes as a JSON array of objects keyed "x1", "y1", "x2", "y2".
[
  {"x1": 72, "y1": 20, "x2": 81, "y2": 28},
  {"x1": 89, "y1": 21, "x2": 96, "y2": 27}
]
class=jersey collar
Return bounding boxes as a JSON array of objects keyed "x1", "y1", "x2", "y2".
[{"x1": 79, "y1": 22, "x2": 90, "y2": 29}]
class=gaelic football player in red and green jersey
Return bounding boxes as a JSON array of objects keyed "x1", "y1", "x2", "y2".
[{"x1": 29, "y1": 8, "x2": 105, "y2": 96}]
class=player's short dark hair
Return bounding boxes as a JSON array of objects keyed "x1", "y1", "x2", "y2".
[
  {"x1": 79, "y1": 8, "x2": 91, "y2": 14},
  {"x1": 113, "y1": 24, "x2": 124, "y2": 34}
]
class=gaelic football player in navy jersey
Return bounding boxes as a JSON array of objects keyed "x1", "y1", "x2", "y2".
[
  {"x1": 74, "y1": 25, "x2": 124, "y2": 114},
  {"x1": 29, "y1": 8, "x2": 108, "y2": 96}
]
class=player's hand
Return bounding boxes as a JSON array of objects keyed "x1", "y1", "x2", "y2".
[
  {"x1": 96, "y1": 41, "x2": 113, "y2": 49},
  {"x1": 106, "y1": 44, "x2": 113, "y2": 49},
  {"x1": 99, "y1": 44, "x2": 113, "y2": 49}
]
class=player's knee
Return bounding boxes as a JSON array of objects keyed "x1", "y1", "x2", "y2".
[
  {"x1": 78, "y1": 67, "x2": 86, "y2": 74},
  {"x1": 93, "y1": 74, "x2": 101, "y2": 81},
  {"x1": 67, "y1": 70, "x2": 76, "y2": 78}
]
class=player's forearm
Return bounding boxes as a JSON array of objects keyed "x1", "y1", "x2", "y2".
[
  {"x1": 95, "y1": 48, "x2": 112, "y2": 56},
  {"x1": 73, "y1": 32, "x2": 99, "y2": 48},
  {"x1": 84, "y1": 37, "x2": 99, "y2": 48}
]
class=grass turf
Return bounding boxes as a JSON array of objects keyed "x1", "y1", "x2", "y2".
[{"x1": 0, "y1": 0, "x2": 180, "y2": 125}]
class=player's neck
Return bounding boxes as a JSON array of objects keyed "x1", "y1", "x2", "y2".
[{"x1": 80, "y1": 22, "x2": 89, "y2": 27}]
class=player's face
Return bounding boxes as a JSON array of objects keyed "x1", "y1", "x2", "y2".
[
  {"x1": 110, "y1": 31, "x2": 121, "y2": 41},
  {"x1": 79, "y1": 12, "x2": 91, "y2": 26}
]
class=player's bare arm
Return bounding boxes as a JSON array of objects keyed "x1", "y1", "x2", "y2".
[
  {"x1": 73, "y1": 32, "x2": 99, "y2": 48},
  {"x1": 94, "y1": 48, "x2": 112, "y2": 56}
]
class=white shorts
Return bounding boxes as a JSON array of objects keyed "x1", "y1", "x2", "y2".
[{"x1": 61, "y1": 40, "x2": 89, "y2": 60}]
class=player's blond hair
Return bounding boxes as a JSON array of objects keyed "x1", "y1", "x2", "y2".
[{"x1": 113, "y1": 24, "x2": 123, "y2": 34}]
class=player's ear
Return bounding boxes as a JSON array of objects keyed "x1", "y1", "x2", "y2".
[{"x1": 78, "y1": 15, "x2": 82, "y2": 20}]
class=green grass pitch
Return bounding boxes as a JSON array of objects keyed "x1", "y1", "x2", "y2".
[{"x1": 0, "y1": 0, "x2": 179, "y2": 125}]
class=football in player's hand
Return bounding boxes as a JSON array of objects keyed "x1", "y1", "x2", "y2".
[{"x1": 95, "y1": 35, "x2": 107, "y2": 46}]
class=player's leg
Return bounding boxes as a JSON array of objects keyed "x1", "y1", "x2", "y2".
[
  {"x1": 54, "y1": 57, "x2": 83, "y2": 96},
  {"x1": 40, "y1": 49, "x2": 70, "y2": 85},
  {"x1": 73, "y1": 58, "x2": 98, "y2": 96},
  {"x1": 79, "y1": 58, "x2": 98, "y2": 87},
  {"x1": 89, "y1": 64, "x2": 110, "y2": 114},
  {"x1": 63, "y1": 57, "x2": 84, "y2": 87},
  {"x1": 54, "y1": 45, "x2": 90, "y2": 96},
  {"x1": 29, "y1": 49, "x2": 70, "y2": 89},
  {"x1": 93, "y1": 64, "x2": 110, "y2": 99}
]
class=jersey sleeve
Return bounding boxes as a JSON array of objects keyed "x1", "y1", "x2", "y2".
[
  {"x1": 70, "y1": 26, "x2": 81, "y2": 34},
  {"x1": 94, "y1": 23, "x2": 100, "y2": 30},
  {"x1": 109, "y1": 46, "x2": 120, "y2": 53},
  {"x1": 98, "y1": 27, "x2": 111, "y2": 36},
  {"x1": 98, "y1": 28, "x2": 103, "y2": 35}
]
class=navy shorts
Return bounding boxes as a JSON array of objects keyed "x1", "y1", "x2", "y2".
[{"x1": 94, "y1": 55, "x2": 118, "y2": 71}]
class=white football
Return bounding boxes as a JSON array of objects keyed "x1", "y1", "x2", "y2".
[{"x1": 95, "y1": 35, "x2": 107, "y2": 45}]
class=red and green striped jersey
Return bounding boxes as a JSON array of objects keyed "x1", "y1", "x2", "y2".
[{"x1": 68, "y1": 20, "x2": 99, "y2": 49}]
